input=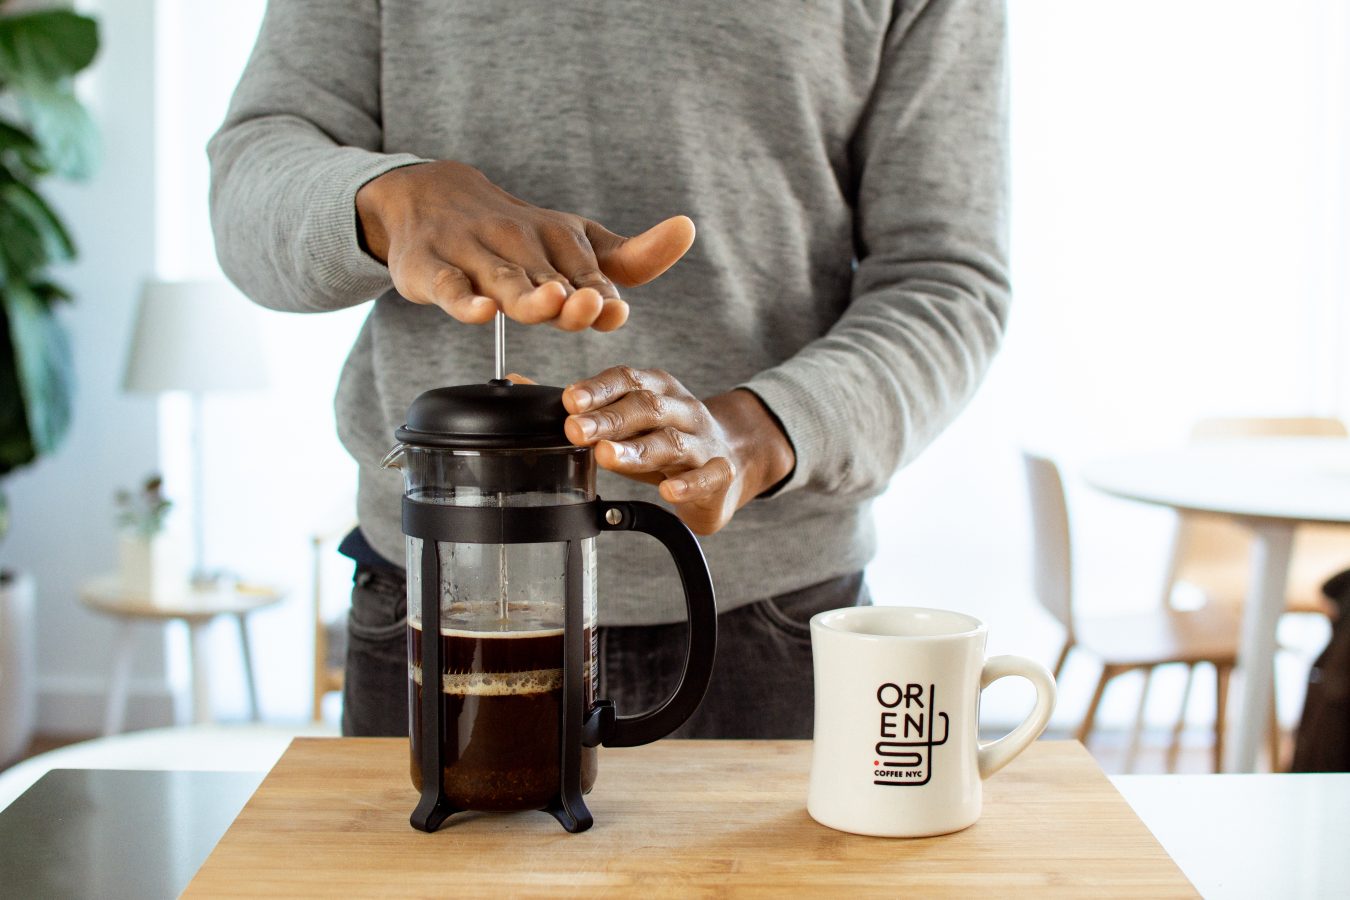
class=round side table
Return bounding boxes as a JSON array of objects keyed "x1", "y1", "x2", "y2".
[
  {"x1": 1083, "y1": 437, "x2": 1350, "y2": 772},
  {"x1": 79, "y1": 576, "x2": 284, "y2": 735}
]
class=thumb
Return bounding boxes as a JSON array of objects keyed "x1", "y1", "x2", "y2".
[{"x1": 585, "y1": 215, "x2": 696, "y2": 287}]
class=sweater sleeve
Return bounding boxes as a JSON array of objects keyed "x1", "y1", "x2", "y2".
[
  {"x1": 741, "y1": 0, "x2": 1010, "y2": 500},
  {"x1": 207, "y1": 0, "x2": 428, "y2": 313}
]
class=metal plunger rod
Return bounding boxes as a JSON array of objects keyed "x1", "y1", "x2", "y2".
[
  {"x1": 494, "y1": 309, "x2": 509, "y2": 621},
  {"x1": 494, "y1": 310, "x2": 506, "y2": 381}
]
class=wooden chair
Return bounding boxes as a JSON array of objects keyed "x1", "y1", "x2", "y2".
[
  {"x1": 311, "y1": 525, "x2": 354, "y2": 722},
  {"x1": 1022, "y1": 450, "x2": 1261, "y2": 772},
  {"x1": 1164, "y1": 417, "x2": 1350, "y2": 621}
]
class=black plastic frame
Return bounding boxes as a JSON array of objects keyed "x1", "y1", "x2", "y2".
[{"x1": 403, "y1": 496, "x2": 717, "y2": 834}]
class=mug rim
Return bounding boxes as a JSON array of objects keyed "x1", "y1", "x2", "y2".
[{"x1": 810, "y1": 605, "x2": 986, "y2": 641}]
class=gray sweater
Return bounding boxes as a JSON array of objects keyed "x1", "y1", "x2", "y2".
[{"x1": 209, "y1": 0, "x2": 1009, "y2": 625}]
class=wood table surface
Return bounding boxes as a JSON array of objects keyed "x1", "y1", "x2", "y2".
[{"x1": 185, "y1": 738, "x2": 1194, "y2": 898}]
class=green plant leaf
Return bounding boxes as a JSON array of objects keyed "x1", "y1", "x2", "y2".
[
  {"x1": 18, "y1": 83, "x2": 98, "y2": 179},
  {"x1": 0, "y1": 281, "x2": 73, "y2": 460},
  {"x1": 0, "y1": 189, "x2": 51, "y2": 279},
  {"x1": 0, "y1": 117, "x2": 47, "y2": 175},
  {"x1": 0, "y1": 121, "x2": 33, "y2": 146},
  {"x1": 0, "y1": 294, "x2": 37, "y2": 478},
  {"x1": 30, "y1": 279, "x2": 72, "y2": 307},
  {"x1": 0, "y1": 10, "x2": 99, "y2": 86},
  {"x1": 0, "y1": 179, "x2": 74, "y2": 261}
]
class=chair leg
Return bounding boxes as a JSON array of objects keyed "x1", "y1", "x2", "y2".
[
  {"x1": 1076, "y1": 665, "x2": 1116, "y2": 748},
  {"x1": 1166, "y1": 663, "x2": 1196, "y2": 773},
  {"x1": 1125, "y1": 666, "x2": 1155, "y2": 774},
  {"x1": 1214, "y1": 663, "x2": 1233, "y2": 773},
  {"x1": 1267, "y1": 663, "x2": 1281, "y2": 772},
  {"x1": 1052, "y1": 641, "x2": 1074, "y2": 681}
]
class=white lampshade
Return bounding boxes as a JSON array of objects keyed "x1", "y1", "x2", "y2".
[{"x1": 122, "y1": 279, "x2": 270, "y2": 393}]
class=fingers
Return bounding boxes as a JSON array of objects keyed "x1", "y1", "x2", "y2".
[
  {"x1": 563, "y1": 363, "x2": 736, "y2": 534},
  {"x1": 542, "y1": 221, "x2": 629, "y2": 332},
  {"x1": 370, "y1": 160, "x2": 690, "y2": 330},
  {"x1": 479, "y1": 221, "x2": 614, "y2": 330},
  {"x1": 395, "y1": 215, "x2": 690, "y2": 329},
  {"x1": 541, "y1": 221, "x2": 620, "y2": 299},
  {"x1": 393, "y1": 242, "x2": 612, "y2": 331},
  {"x1": 552, "y1": 288, "x2": 606, "y2": 332},
  {"x1": 595, "y1": 428, "x2": 711, "y2": 474},
  {"x1": 504, "y1": 373, "x2": 537, "y2": 385},
  {"x1": 562, "y1": 366, "x2": 694, "y2": 415},
  {"x1": 388, "y1": 252, "x2": 497, "y2": 324},
  {"x1": 458, "y1": 248, "x2": 568, "y2": 325},
  {"x1": 462, "y1": 226, "x2": 613, "y2": 331},
  {"x1": 565, "y1": 390, "x2": 706, "y2": 445},
  {"x1": 591, "y1": 297, "x2": 630, "y2": 332},
  {"x1": 596, "y1": 440, "x2": 736, "y2": 536},
  {"x1": 585, "y1": 215, "x2": 695, "y2": 287},
  {"x1": 660, "y1": 457, "x2": 737, "y2": 505}
]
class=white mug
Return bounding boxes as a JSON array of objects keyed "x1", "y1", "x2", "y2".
[{"x1": 807, "y1": 606, "x2": 1056, "y2": 838}]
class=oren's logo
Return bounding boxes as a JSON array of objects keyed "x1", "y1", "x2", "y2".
[{"x1": 871, "y1": 682, "x2": 949, "y2": 786}]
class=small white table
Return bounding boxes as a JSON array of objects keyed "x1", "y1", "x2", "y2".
[
  {"x1": 1114, "y1": 773, "x2": 1350, "y2": 898},
  {"x1": 79, "y1": 577, "x2": 284, "y2": 735},
  {"x1": 1084, "y1": 437, "x2": 1350, "y2": 772}
]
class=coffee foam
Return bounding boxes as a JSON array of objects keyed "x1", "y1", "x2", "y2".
[
  {"x1": 409, "y1": 663, "x2": 562, "y2": 696},
  {"x1": 442, "y1": 625, "x2": 563, "y2": 639},
  {"x1": 409, "y1": 623, "x2": 564, "y2": 638},
  {"x1": 410, "y1": 599, "x2": 567, "y2": 634}
]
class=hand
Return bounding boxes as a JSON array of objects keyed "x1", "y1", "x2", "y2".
[
  {"x1": 556, "y1": 367, "x2": 796, "y2": 535},
  {"x1": 356, "y1": 160, "x2": 695, "y2": 331}
]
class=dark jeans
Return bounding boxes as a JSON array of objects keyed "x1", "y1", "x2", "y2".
[{"x1": 341, "y1": 566, "x2": 869, "y2": 739}]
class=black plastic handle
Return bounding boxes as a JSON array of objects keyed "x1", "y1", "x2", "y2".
[{"x1": 593, "y1": 500, "x2": 717, "y2": 748}]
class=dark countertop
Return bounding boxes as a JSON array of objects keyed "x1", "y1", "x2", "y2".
[{"x1": 0, "y1": 769, "x2": 262, "y2": 900}]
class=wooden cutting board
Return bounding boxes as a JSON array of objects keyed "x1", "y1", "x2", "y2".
[{"x1": 185, "y1": 739, "x2": 1194, "y2": 898}]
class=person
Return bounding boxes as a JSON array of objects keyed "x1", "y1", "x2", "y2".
[{"x1": 209, "y1": 0, "x2": 1009, "y2": 739}]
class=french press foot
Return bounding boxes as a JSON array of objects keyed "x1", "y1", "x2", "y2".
[
  {"x1": 545, "y1": 797, "x2": 592, "y2": 834},
  {"x1": 410, "y1": 795, "x2": 460, "y2": 833}
]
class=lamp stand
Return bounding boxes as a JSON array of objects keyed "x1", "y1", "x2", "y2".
[{"x1": 188, "y1": 390, "x2": 211, "y2": 586}]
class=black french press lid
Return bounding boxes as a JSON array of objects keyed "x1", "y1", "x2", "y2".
[{"x1": 395, "y1": 379, "x2": 570, "y2": 448}]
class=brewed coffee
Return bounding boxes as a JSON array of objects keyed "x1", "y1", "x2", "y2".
[{"x1": 408, "y1": 601, "x2": 596, "y2": 811}]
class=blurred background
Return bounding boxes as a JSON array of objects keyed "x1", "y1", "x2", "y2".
[{"x1": 0, "y1": 0, "x2": 1346, "y2": 775}]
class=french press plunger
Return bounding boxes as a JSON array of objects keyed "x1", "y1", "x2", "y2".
[{"x1": 382, "y1": 322, "x2": 718, "y2": 834}]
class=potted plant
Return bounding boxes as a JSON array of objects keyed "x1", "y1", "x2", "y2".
[
  {"x1": 0, "y1": 3, "x2": 99, "y2": 764},
  {"x1": 115, "y1": 474, "x2": 179, "y2": 598}
]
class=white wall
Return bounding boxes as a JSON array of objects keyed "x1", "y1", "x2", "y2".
[
  {"x1": 871, "y1": 0, "x2": 1350, "y2": 733},
  {"x1": 0, "y1": 0, "x2": 171, "y2": 733},
  {"x1": 3, "y1": 0, "x2": 357, "y2": 733},
  {"x1": 7, "y1": 1, "x2": 1347, "y2": 737},
  {"x1": 154, "y1": 0, "x2": 362, "y2": 723}
]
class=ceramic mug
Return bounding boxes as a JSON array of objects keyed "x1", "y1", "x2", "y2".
[{"x1": 807, "y1": 606, "x2": 1056, "y2": 837}]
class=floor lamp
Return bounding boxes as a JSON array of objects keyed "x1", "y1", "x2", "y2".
[{"x1": 122, "y1": 279, "x2": 269, "y2": 583}]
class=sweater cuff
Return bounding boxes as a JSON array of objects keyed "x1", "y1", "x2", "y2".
[
  {"x1": 301, "y1": 149, "x2": 429, "y2": 303},
  {"x1": 738, "y1": 366, "x2": 837, "y2": 498}
]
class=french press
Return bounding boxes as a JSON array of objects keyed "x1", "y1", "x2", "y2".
[{"x1": 381, "y1": 325, "x2": 718, "y2": 834}]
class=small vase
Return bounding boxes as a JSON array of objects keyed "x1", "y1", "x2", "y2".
[{"x1": 118, "y1": 533, "x2": 183, "y2": 601}]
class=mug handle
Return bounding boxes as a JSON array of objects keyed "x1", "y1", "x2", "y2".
[
  {"x1": 976, "y1": 655, "x2": 1057, "y2": 779},
  {"x1": 594, "y1": 500, "x2": 718, "y2": 748}
]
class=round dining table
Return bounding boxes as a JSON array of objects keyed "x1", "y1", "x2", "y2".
[{"x1": 1082, "y1": 437, "x2": 1350, "y2": 772}]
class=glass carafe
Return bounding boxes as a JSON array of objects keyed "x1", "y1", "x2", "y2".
[
  {"x1": 384, "y1": 380, "x2": 717, "y2": 834},
  {"x1": 398, "y1": 444, "x2": 598, "y2": 811}
]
